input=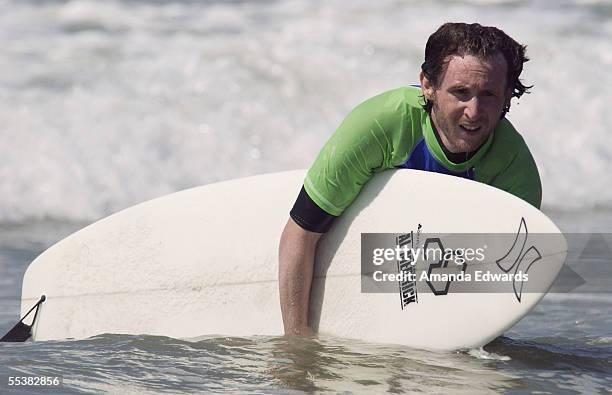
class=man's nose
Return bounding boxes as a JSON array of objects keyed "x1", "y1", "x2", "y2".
[{"x1": 464, "y1": 97, "x2": 481, "y2": 119}]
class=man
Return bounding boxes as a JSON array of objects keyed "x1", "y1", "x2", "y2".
[{"x1": 279, "y1": 22, "x2": 541, "y2": 336}]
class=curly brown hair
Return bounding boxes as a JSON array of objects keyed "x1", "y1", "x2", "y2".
[{"x1": 421, "y1": 22, "x2": 532, "y2": 117}]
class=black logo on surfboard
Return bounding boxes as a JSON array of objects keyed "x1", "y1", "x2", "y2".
[
  {"x1": 495, "y1": 217, "x2": 542, "y2": 302},
  {"x1": 396, "y1": 224, "x2": 421, "y2": 309}
]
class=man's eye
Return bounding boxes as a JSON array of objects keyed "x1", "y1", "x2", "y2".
[
  {"x1": 452, "y1": 89, "x2": 469, "y2": 98},
  {"x1": 483, "y1": 91, "x2": 496, "y2": 97}
]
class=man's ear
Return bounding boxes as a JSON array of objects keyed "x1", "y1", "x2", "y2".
[{"x1": 420, "y1": 71, "x2": 435, "y2": 101}]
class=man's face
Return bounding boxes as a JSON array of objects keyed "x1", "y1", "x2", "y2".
[{"x1": 420, "y1": 53, "x2": 511, "y2": 153}]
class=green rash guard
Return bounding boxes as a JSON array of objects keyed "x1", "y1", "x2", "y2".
[{"x1": 303, "y1": 86, "x2": 542, "y2": 217}]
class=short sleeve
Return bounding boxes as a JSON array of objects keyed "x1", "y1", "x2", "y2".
[{"x1": 304, "y1": 89, "x2": 416, "y2": 216}]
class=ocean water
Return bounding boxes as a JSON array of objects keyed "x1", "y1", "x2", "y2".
[
  {"x1": 0, "y1": 216, "x2": 611, "y2": 394},
  {"x1": 1, "y1": 0, "x2": 611, "y2": 393}
]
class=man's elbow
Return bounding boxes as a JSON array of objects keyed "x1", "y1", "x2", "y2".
[{"x1": 280, "y1": 218, "x2": 323, "y2": 253}]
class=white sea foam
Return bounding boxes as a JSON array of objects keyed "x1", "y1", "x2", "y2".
[
  {"x1": 0, "y1": 0, "x2": 611, "y2": 223},
  {"x1": 467, "y1": 347, "x2": 511, "y2": 361}
]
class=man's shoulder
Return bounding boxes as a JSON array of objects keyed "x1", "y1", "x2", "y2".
[
  {"x1": 482, "y1": 118, "x2": 536, "y2": 169},
  {"x1": 478, "y1": 118, "x2": 542, "y2": 208},
  {"x1": 477, "y1": 118, "x2": 536, "y2": 180},
  {"x1": 354, "y1": 86, "x2": 425, "y2": 116},
  {"x1": 493, "y1": 118, "x2": 529, "y2": 149}
]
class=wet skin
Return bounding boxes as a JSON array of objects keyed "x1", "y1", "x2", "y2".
[{"x1": 420, "y1": 53, "x2": 512, "y2": 154}]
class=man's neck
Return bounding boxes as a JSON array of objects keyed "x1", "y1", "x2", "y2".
[{"x1": 430, "y1": 118, "x2": 477, "y2": 164}]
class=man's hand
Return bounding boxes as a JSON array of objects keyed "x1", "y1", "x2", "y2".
[{"x1": 278, "y1": 218, "x2": 322, "y2": 336}]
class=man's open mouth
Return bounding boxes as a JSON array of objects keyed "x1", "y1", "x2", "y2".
[{"x1": 459, "y1": 124, "x2": 482, "y2": 132}]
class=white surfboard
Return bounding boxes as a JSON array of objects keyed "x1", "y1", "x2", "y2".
[{"x1": 19, "y1": 169, "x2": 567, "y2": 350}]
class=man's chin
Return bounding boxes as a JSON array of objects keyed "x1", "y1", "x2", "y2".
[
  {"x1": 452, "y1": 138, "x2": 485, "y2": 153},
  {"x1": 453, "y1": 131, "x2": 491, "y2": 152}
]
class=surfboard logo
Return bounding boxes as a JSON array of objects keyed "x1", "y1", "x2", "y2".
[
  {"x1": 495, "y1": 217, "x2": 542, "y2": 302},
  {"x1": 396, "y1": 224, "x2": 422, "y2": 309},
  {"x1": 423, "y1": 237, "x2": 468, "y2": 296}
]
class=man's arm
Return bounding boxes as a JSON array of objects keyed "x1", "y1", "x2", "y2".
[
  {"x1": 278, "y1": 88, "x2": 416, "y2": 335},
  {"x1": 278, "y1": 218, "x2": 322, "y2": 336}
]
